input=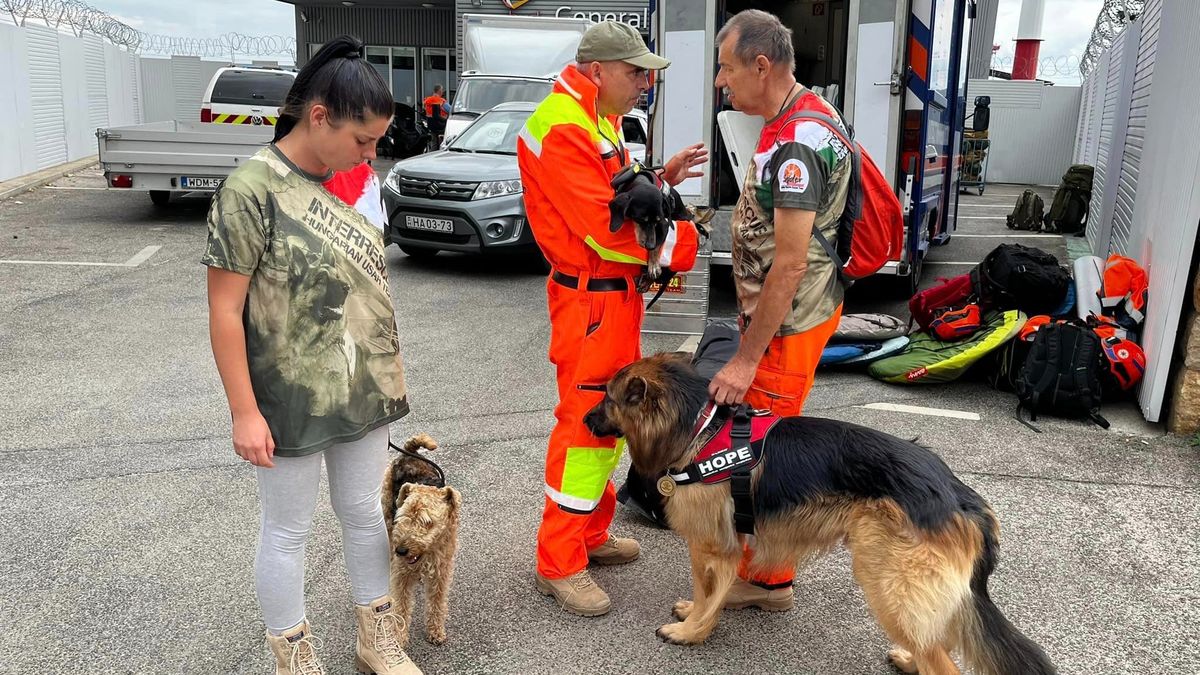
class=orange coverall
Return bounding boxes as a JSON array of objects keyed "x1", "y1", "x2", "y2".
[{"x1": 517, "y1": 65, "x2": 699, "y2": 580}]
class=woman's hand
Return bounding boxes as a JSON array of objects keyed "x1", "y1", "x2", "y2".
[{"x1": 233, "y1": 411, "x2": 276, "y2": 468}]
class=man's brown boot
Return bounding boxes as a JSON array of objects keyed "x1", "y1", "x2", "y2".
[
  {"x1": 535, "y1": 569, "x2": 612, "y2": 616},
  {"x1": 587, "y1": 536, "x2": 641, "y2": 565},
  {"x1": 265, "y1": 620, "x2": 327, "y2": 675},
  {"x1": 353, "y1": 597, "x2": 423, "y2": 675},
  {"x1": 723, "y1": 578, "x2": 794, "y2": 611}
]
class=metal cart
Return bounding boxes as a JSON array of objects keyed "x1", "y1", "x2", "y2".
[{"x1": 959, "y1": 129, "x2": 990, "y2": 195}]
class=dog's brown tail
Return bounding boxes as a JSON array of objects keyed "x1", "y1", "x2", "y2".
[
  {"x1": 403, "y1": 433, "x2": 439, "y2": 454},
  {"x1": 958, "y1": 510, "x2": 1057, "y2": 675}
]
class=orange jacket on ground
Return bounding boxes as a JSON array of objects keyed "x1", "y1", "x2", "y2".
[{"x1": 517, "y1": 65, "x2": 698, "y2": 278}]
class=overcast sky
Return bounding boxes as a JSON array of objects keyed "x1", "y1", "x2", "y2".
[
  {"x1": 991, "y1": 0, "x2": 1104, "y2": 85},
  {"x1": 96, "y1": 0, "x2": 1103, "y2": 82}
]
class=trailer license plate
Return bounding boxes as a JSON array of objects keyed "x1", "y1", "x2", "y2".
[
  {"x1": 406, "y1": 216, "x2": 453, "y2": 233},
  {"x1": 181, "y1": 176, "x2": 222, "y2": 189}
]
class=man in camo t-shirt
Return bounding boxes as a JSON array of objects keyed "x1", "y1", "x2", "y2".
[{"x1": 707, "y1": 9, "x2": 850, "y2": 611}]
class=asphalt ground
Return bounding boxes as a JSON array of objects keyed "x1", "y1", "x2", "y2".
[{"x1": 1, "y1": 167, "x2": 1197, "y2": 674}]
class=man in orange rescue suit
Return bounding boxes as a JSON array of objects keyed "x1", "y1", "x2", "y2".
[
  {"x1": 517, "y1": 21, "x2": 707, "y2": 617},
  {"x1": 708, "y1": 10, "x2": 850, "y2": 611}
]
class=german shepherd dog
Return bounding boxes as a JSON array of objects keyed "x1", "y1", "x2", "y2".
[{"x1": 583, "y1": 352, "x2": 1055, "y2": 675}]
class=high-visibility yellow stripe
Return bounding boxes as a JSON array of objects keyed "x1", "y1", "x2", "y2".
[
  {"x1": 524, "y1": 93, "x2": 599, "y2": 144},
  {"x1": 585, "y1": 235, "x2": 646, "y2": 265},
  {"x1": 553, "y1": 441, "x2": 625, "y2": 510}
]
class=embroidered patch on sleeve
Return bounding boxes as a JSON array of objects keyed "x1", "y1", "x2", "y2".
[{"x1": 778, "y1": 159, "x2": 810, "y2": 193}]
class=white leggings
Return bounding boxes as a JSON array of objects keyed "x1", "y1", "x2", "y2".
[{"x1": 254, "y1": 425, "x2": 391, "y2": 633}]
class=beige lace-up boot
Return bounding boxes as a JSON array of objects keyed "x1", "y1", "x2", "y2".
[
  {"x1": 265, "y1": 620, "x2": 327, "y2": 675},
  {"x1": 535, "y1": 568, "x2": 612, "y2": 616},
  {"x1": 354, "y1": 597, "x2": 423, "y2": 675}
]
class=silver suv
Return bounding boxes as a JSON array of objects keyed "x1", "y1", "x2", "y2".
[{"x1": 383, "y1": 102, "x2": 536, "y2": 259}]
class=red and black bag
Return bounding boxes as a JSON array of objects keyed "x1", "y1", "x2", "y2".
[
  {"x1": 908, "y1": 273, "x2": 974, "y2": 331},
  {"x1": 930, "y1": 303, "x2": 982, "y2": 341}
]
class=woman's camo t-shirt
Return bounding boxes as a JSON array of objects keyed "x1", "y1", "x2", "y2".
[{"x1": 202, "y1": 145, "x2": 409, "y2": 456}]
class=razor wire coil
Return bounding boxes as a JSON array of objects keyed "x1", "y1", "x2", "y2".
[
  {"x1": 1079, "y1": 0, "x2": 1144, "y2": 78},
  {"x1": 0, "y1": 0, "x2": 295, "y2": 59}
]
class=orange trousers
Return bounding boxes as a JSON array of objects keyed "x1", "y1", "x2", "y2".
[
  {"x1": 537, "y1": 274, "x2": 643, "y2": 579},
  {"x1": 738, "y1": 304, "x2": 844, "y2": 587}
]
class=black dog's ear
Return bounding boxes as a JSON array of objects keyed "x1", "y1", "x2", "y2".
[
  {"x1": 667, "y1": 187, "x2": 690, "y2": 221},
  {"x1": 609, "y1": 192, "x2": 633, "y2": 232},
  {"x1": 625, "y1": 376, "x2": 648, "y2": 405}
]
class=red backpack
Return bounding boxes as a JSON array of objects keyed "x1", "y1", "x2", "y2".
[
  {"x1": 909, "y1": 273, "x2": 974, "y2": 331},
  {"x1": 776, "y1": 111, "x2": 904, "y2": 283}
]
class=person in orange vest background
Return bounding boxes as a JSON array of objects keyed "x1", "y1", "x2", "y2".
[
  {"x1": 422, "y1": 84, "x2": 449, "y2": 143},
  {"x1": 517, "y1": 20, "x2": 707, "y2": 617}
]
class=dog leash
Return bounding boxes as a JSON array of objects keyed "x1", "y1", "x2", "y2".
[{"x1": 388, "y1": 438, "x2": 447, "y2": 488}]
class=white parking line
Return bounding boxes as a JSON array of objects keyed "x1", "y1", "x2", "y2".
[
  {"x1": 676, "y1": 335, "x2": 701, "y2": 353},
  {"x1": 0, "y1": 245, "x2": 161, "y2": 268},
  {"x1": 952, "y1": 233, "x2": 1061, "y2": 238},
  {"x1": 858, "y1": 402, "x2": 981, "y2": 420},
  {"x1": 122, "y1": 245, "x2": 162, "y2": 266},
  {"x1": 925, "y1": 261, "x2": 979, "y2": 266}
]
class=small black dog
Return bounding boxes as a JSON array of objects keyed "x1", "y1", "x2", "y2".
[{"x1": 609, "y1": 164, "x2": 691, "y2": 280}]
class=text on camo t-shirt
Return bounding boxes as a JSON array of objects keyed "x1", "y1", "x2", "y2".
[
  {"x1": 731, "y1": 88, "x2": 851, "y2": 336},
  {"x1": 202, "y1": 145, "x2": 409, "y2": 456}
]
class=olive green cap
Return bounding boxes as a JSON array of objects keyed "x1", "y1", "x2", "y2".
[{"x1": 576, "y1": 21, "x2": 671, "y2": 70}]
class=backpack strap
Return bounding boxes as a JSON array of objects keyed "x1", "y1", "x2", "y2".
[
  {"x1": 728, "y1": 405, "x2": 756, "y2": 536},
  {"x1": 770, "y1": 107, "x2": 861, "y2": 285}
]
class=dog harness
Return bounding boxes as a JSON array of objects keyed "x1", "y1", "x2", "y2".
[{"x1": 658, "y1": 403, "x2": 780, "y2": 535}]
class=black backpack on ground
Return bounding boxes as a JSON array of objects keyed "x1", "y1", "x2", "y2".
[
  {"x1": 1006, "y1": 189, "x2": 1045, "y2": 231},
  {"x1": 1046, "y1": 165, "x2": 1093, "y2": 235},
  {"x1": 1015, "y1": 322, "x2": 1109, "y2": 430},
  {"x1": 971, "y1": 244, "x2": 1072, "y2": 316},
  {"x1": 987, "y1": 337, "x2": 1033, "y2": 393}
]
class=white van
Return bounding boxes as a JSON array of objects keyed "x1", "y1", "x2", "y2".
[{"x1": 200, "y1": 67, "x2": 296, "y2": 128}]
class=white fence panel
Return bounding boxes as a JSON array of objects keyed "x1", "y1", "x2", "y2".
[
  {"x1": 964, "y1": 80, "x2": 1080, "y2": 186},
  {"x1": 57, "y1": 34, "x2": 92, "y2": 162},
  {"x1": 0, "y1": 24, "x2": 233, "y2": 183},
  {"x1": 1092, "y1": 23, "x2": 1141, "y2": 257},
  {"x1": 1128, "y1": 0, "x2": 1200, "y2": 423},
  {"x1": 25, "y1": 24, "x2": 68, "y2": 170},
  {"x1": 83, "y1": 34, "x2": 109, "y2": 135},
  {"x1": 0, "y1": 24, "x2": 36, "y2": 181},
  {"x1": 139, "y1": 58, "x2": 178, "y2": 124},
  {"x1": 1113, "y1": 0, "x2": 1163, "y2": 259},
  {"x1": 1078, "y1": 0, "x2": 1200, "y2": 423},
  {"x1": 171, "y1": 56, "x2": 204, "y2": 123}
]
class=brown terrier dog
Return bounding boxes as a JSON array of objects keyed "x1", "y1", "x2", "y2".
[
  {"x1": 380, "y1": 433, "x2": 462, "y2": 646},
  {"x1": 583, "y1": 353, "x2": 1056, "y2": 675}
]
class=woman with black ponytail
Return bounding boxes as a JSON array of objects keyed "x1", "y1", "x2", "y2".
[{"x1": 203, "y1": 36, "x2": 422, "y2": 675}]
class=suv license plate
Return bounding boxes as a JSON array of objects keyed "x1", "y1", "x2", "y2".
[
  {"x1": 181, "y1": 176, "x2": 222, "y2": 189},
  {"x1": 406, "y1": 216, "x2": 454, "y2": 233}
]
